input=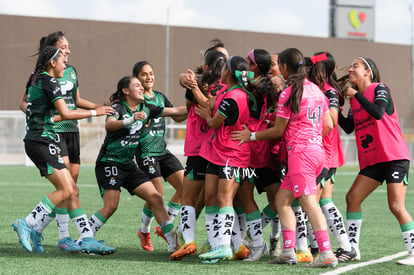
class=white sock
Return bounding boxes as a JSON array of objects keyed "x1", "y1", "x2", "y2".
[
  {"x1": 140, "y1": 206, "x2": 154, "y2": 234},
  {"x1": 293, "y1": 205, "x2": 308, "y2": 252},
  {"x1": 69, "y1": 208, "x2": 93, "y2": 239},
  {"x1": 270, "y1": 215, "x2": 281, "y2": 239},
  {"x1": 321, "y1": 199, "x2": 351, "y2": 251},
  {"x1": 32, "y1": 211, "x2": 55, "y2": 233},
  {"x1": 401, "y1": 222, "x2": 414, "y2": 254},
  {"x1": 231, "y1": 212, "x2": 244, "y2": 250},
  {"x1": 89, "y1": 211, "x2": 107, "y2": 237},
  {"x1": 346, "y1": 216, "x2": 362, "y2": 252},
  {"x1": 217, "y1": 207, "x2": 234, "y2": 247},
  {"x1": 25, "y1": 196, "x2": 55, "y2": 228},
  {"x1": 246, "y1": 211, "x2": 264, "y2": 248},
  {"x1": 56, "y1": 209, "x2": 70, "y2": 240},
  {"x1": 205, "y1": 206, "x2": 219, "y2": 248},
  {"x1": 166, "y1": 201, "x2": 181, "y2": 223},
  {"x1": 180, "y1": 205, "x2": 196, "y2": 243}
]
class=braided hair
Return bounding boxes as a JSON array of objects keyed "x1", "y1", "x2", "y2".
[{"x1": 29, "y1": 46, "x2": 61, "y2": 86}]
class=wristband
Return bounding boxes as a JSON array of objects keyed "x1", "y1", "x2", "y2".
[
  {"x1": 90, "y1": 110, "x2": 97, "y2": 117},
  {"x1": 122, "y1": 115, "x2": 136, "y2": 126},
  {"x1": 250, "y1": 132, "x2": 256, "y2": 141}
]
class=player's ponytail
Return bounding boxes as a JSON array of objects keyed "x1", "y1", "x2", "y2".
[{"x1": 29, "y1": 46, "x2": 61, "y2": 86}]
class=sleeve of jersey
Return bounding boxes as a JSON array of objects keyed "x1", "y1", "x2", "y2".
[
  {"x1": 108, "y1": 103, "x2": 122, "y2": 120},
  {"x1": 44, "y1": 77, "x2": 63, "y2": 103},
  {"x1": 354, "y1": 88, "x2": 388, "y2": 120},
  {"x1": 184, "y1": 89, "x2": 194, "y2": 102},
  {"x1": 218, "y1": 98, "x2": 237, "y2": 118},
  {"x1": 325, "y1": 90, "x2": 340, "y2": 110},
  {"x1": 162, "y1": 93, "x2": 174, "y2": 107},
  {"x1": 148, "y1": 103, "x2": 164, "y2": 119}
]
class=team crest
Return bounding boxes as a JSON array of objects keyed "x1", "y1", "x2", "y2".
[
  {"x1": 109, "y1": 177, "x2": 117, "y2": 186},
  {"x1": 70, "y1": 71, "x2": 76, "y2": 80}
]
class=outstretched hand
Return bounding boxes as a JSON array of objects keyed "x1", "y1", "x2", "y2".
[
  {"x1": 230, "y1": 125, "x2": 251, "y2": 145},
  {"x1": 134, "y1": 111, "x2": 147, "y2": 121},
  {"x1": 95, "y1": 106, "x2": 115, "y2": 116}
]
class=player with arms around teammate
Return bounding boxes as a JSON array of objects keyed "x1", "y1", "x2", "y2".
[
  {"x1": 87, "y1": 76, "x2": 187, "y2": 254},
  {"x1": 12, "y1": 46, "x2": 116, "y2": 255}
]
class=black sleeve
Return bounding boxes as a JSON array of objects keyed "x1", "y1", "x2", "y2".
[
  {"x1": 353, "y1": 85, "x2": 389, "y2": 120},
  {"x1": 185, "y1": 88, "x2": 194, "y2": 102},
  {"x1": 43, "y1": 76, "x2": 62, "y2": 102},
  {"x1": 325, "y1": 90, "x2": 340, "y2": 110},
  {"x1": 147, "y1": 103, "x2": 164, "y2": 119},
  {"x1": 218, "y1": 98, "x2": 239, "y2": 126},
  {"x1": 161, "y1": 92, "x2": 174, "y2": 108},
  {"x1": 338, "y1": 109, "x2": 354, "y2": 134}
]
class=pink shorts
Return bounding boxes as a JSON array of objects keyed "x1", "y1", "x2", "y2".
[{"x1": 280, "y1": 146, "x2": 324, "y2": 198}]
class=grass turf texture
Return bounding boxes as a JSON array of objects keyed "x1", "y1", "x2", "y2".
[{"x1": 0, "y1": 165, "x2": 413, "y2": 274}]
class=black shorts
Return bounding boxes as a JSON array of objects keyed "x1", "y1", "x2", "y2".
[
  {"x1": 137, "y1": 153, "x2": 184, "y2": 180},
  {"x1": 184, "y1": 156, "x2": 208, "y2": 180},
  {"x1": 95, "y1": 161, "x2": 150, "y2": 195},
  {"x1": 55, "y1": 132, "x2": 80, "y2": 164},
  {"x1": 359, "y1": 160, "x2": 410, "y2": 184},
  {"x1": 24, "y1": 139, "x2": 66, "y2": 177},
  {"x1": 254, "y1": 167, "x2": 282, "y2": 194},
  {"x1": 270, "y1": 153, "x2": 287, "y2": 181},
  {"x1": 316, "y1": 167, "x2": 329, "y2": 186},
  {"x1": 205, "y1": 162, "x2": 248, "y2": 183}
]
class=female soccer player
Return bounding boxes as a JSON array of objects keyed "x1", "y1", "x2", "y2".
[
  {"x1": 339, "y1": 57, "x2": 414, "y2": 265},
  {"x1": 231, "y1": 48, "x2": 337, "y2": 268},
  {"x1": 132, "y1": 61, "x2": 186, "y2": 251},
  {"x1": 170, "y1": 50, "x2": 227, "y2": 261},
  {"x1": 12, "y1": 46, "x2": 116, "y2": 255},
  {"x1": 87, "y1": 76, "x2": 187, "y2": 254},
  {"x1": 195, "y1": 55, "x2": 252, "y2": 264},
  {"x1": 18, "y1": 31, "x2": 109, "y2": 253}
]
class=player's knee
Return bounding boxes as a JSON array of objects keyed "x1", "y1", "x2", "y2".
[{"x1": 388, "y1": 201, "x2": 405, "y2": 217}]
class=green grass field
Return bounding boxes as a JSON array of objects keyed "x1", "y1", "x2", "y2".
[{"x1": 1, "y1": 165, "x2": 413, "y2": 274}]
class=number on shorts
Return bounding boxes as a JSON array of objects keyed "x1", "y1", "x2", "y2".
[{"x1": 104, "y1": 166, "x2": 118, "y2": 177}]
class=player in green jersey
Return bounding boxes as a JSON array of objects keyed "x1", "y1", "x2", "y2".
[
  {"x1": 19, "y1": 31, "x2": 111, "y2": 253},
  {"x1": 88, "y1": 76, "x2": 187, "y2": 255},
  {"x1": 132, "y1": 61, "x2": 187, "y2": 251},
  {"x1": 13, "y1": 46, "x2": 116, "y2": 255}
]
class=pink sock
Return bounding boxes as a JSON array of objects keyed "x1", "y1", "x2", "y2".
[
  {"x1": 314, "y1": 229, "x2": 332, "y2": 252},
  {"x1": 282, "y1": 229, "x2": 296, "y2": 250}
]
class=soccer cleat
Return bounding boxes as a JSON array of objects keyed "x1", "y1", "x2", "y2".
[
  {"x1": 12, "y1": 219, "x2": 32, "y2": 252},
  {"x1": 30, "y1": 229, "x2": 45, "y2": 253},
  {"x1": 397, "y1": 254, "x2": 414, "y2": 265},
  {"x1": 170, "y1": 241, "x2": 197, "y2": 260},
  {"x1": 154, "y1": 226, "x2": 168, "y2": 243},
  {"x1": 269, "y1": 249, "x2": 297, "y2": 265},
  {"x1": 137, "y1": 230, "x2": 154, "y2": 251},
  {"x1": 243, "y1": 242, "x2": 268, "y2": 261},
  {"x1": 269, "y1": 237, "x2": 281, "y2": 256},
  {"x1": 306, "y1": 251, "x2": 338, "y2": 268},
  {"x1": 80, "y1": 237, "x2": 116, "y2": 255},
  {"x1": 199, "y1": 245, "x2": 233, "y2": 261},
  {"x1": 296, "y1": 249, "x2": 314, "y2": 263},
  {"x1": 175, "y1": 228, "x2": 184, "y2": 248},
  {"x1": 58, "y1": 237, "x2": 81, "y2": 253},
  {"x1": 335, "y1": 247, "x2": 357, "y2": 263},
  {"x1": 232, "y1": 244, "x2": 250, "y2": 260}
]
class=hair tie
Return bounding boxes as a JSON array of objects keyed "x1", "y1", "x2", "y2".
[
  {"x1": 310, "y1": 53, "x2": 328, "y2": 64},
  {"x1": 297, "y1": 61, "x2": 303, "y2": 66},
  {"x1": 48, "y1": 49, "x2": 60, "y2": 63},
  {"x1": 248, "y1": 49, "x2": 256, "y2": 64},
  {"x1": 358, "y1": 57, "x2": 374, "y2": 80},
  {"x1": 234, "y1": 70, "x2": 257, "y2": 111}
]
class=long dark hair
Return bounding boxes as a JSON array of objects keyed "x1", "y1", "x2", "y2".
[
  {"x1": 197, "y1": 50, "x2": 226, "y2": 94},
  {"x1": 29, "y1": 46, "x2": 61, "y2": 86},
  {"x1": 359, "y1": 57, "x2": 381, "y2": 83},
  {"x1": 32, "y1": 31, "x2": 65, "y2": 57},
  {"x1": 109, "y1": 76, "x2": 133, "y2": 103},
  {"x1": 278, "y1": 48, "x2": 306, "y2": 113}
]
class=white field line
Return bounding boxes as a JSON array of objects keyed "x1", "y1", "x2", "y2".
[{"x1": 320, "y1": 251, "x2": 408, "y2": 275}]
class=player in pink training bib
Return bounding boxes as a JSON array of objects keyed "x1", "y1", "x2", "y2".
[
  {"x1": 231, "y1": 48, "x2": 338, "y2": 268},
  {"x1": 339, "y1": 56, "x2": 414, "y2": 265}
]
